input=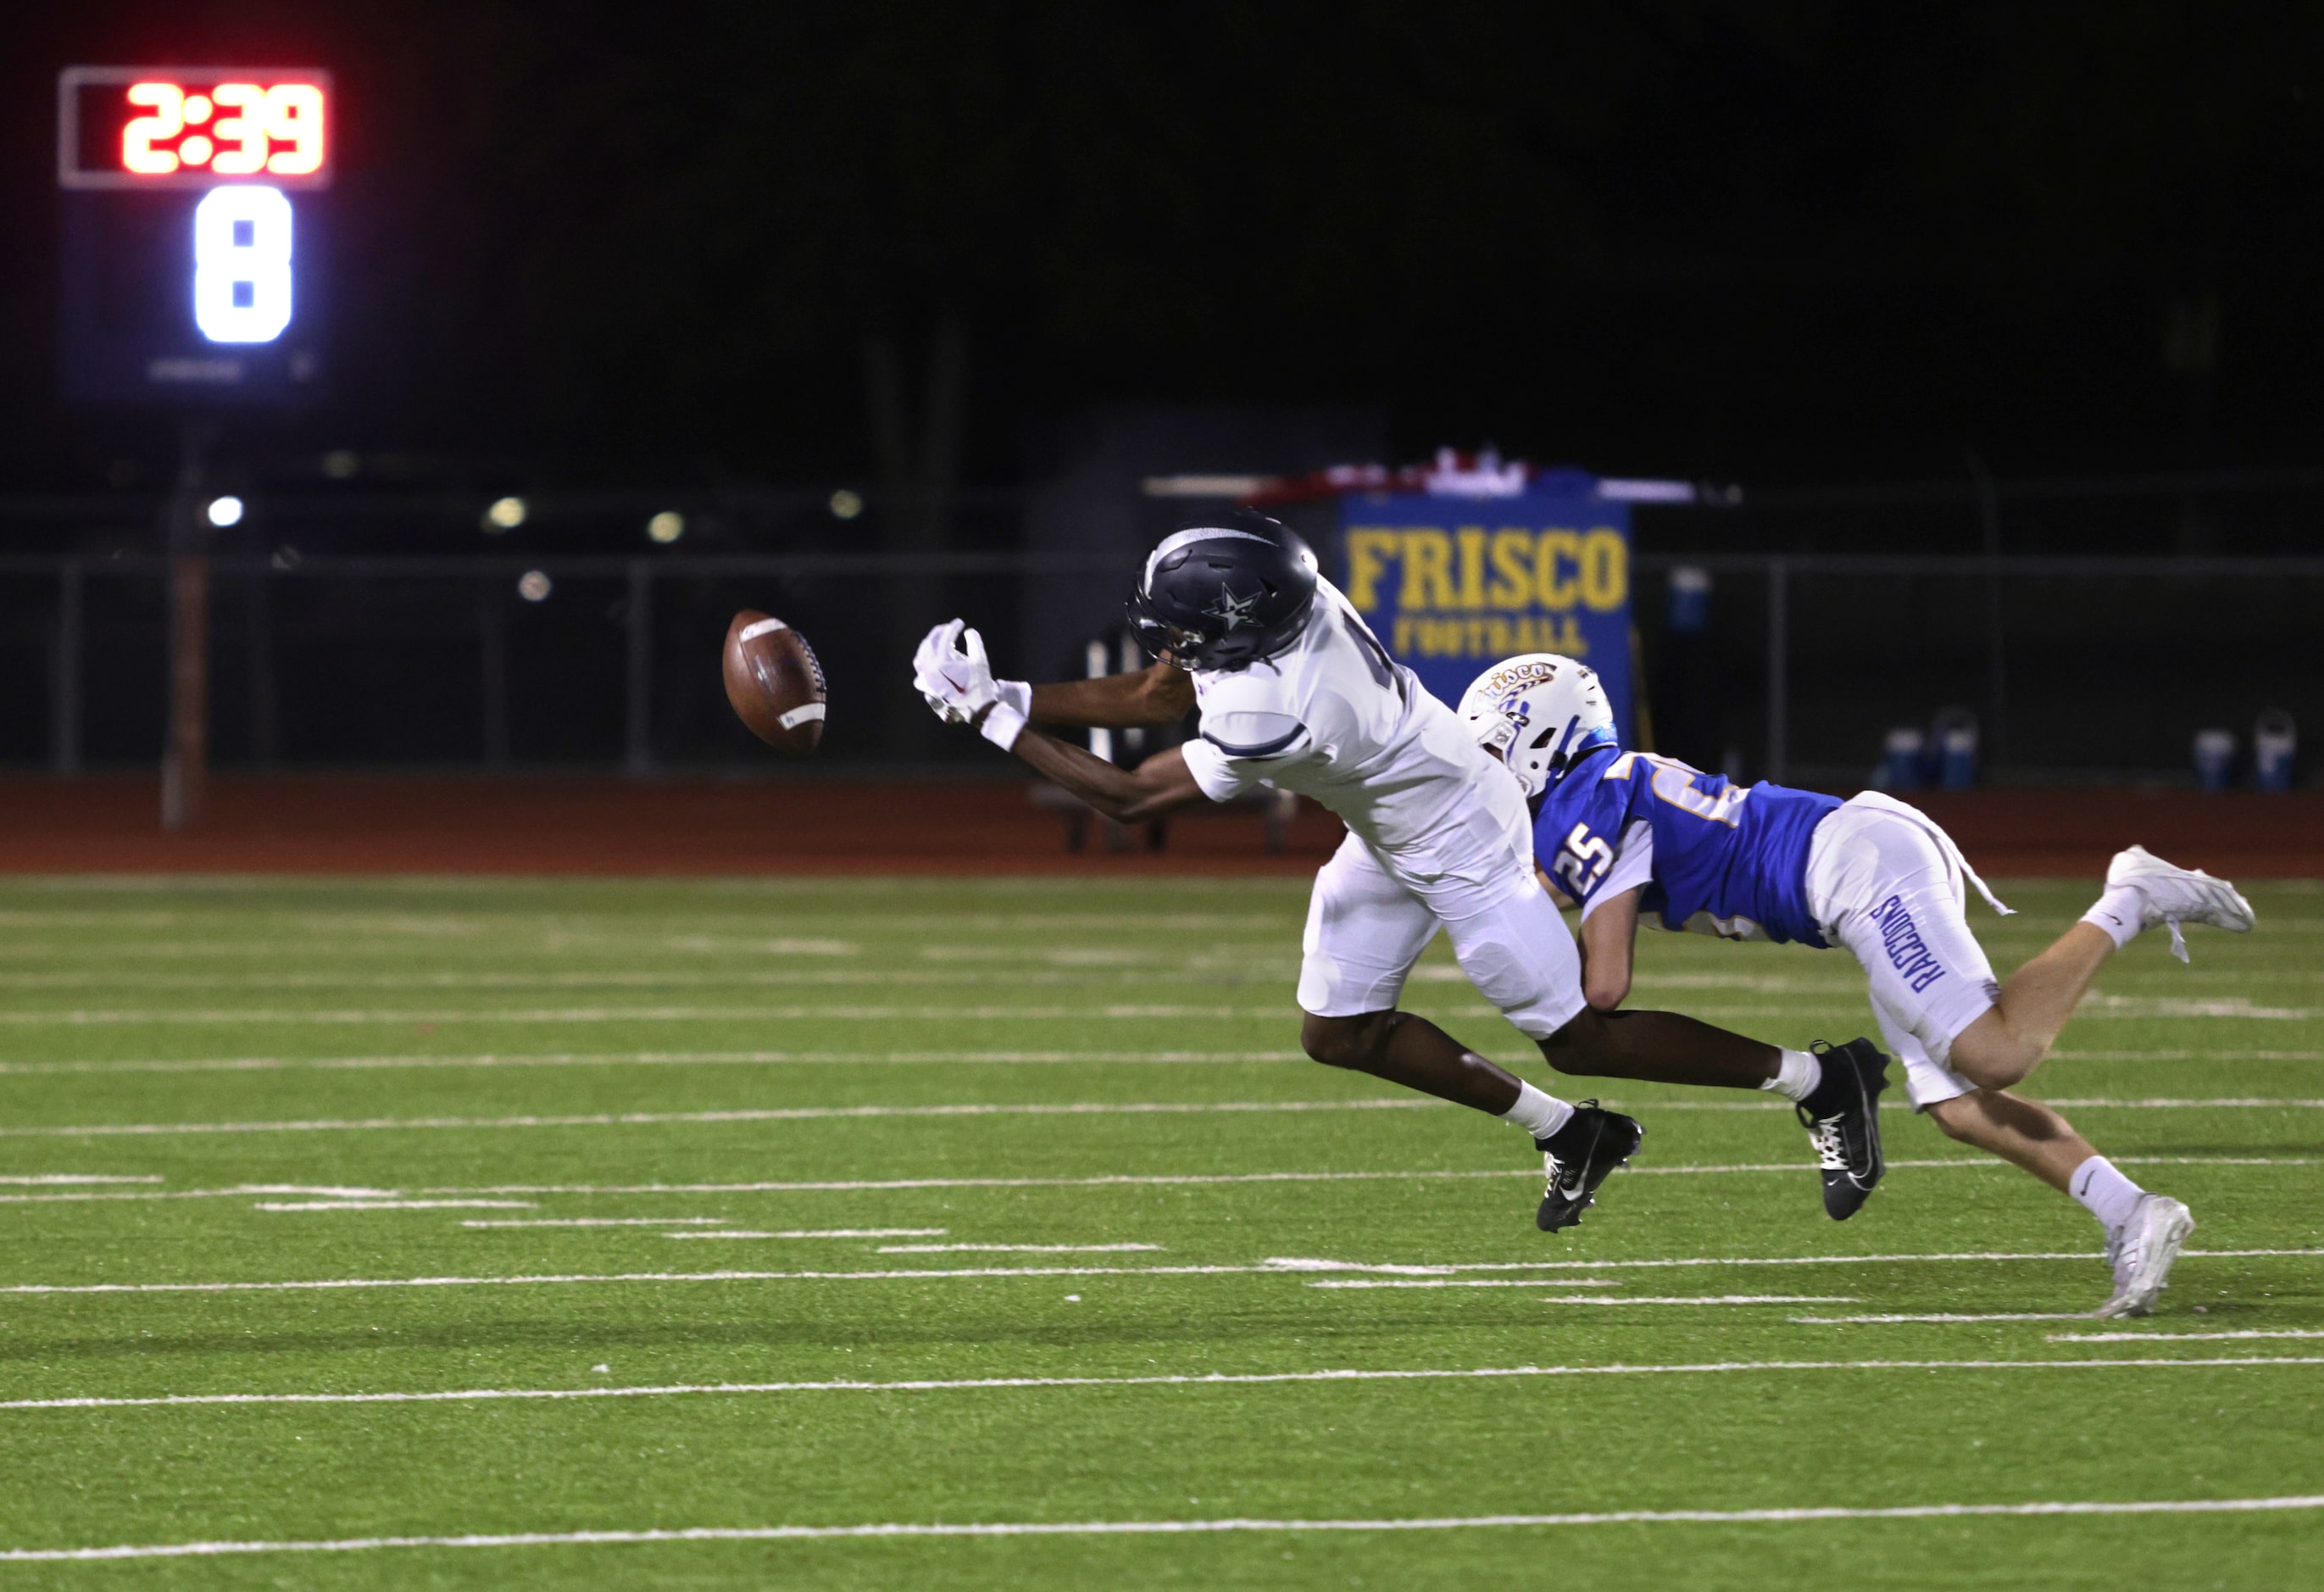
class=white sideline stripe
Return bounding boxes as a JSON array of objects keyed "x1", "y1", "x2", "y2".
[
  {"x1": 10, "y1": 1250, "x2": 2313, "y2": 1298},
  {"x1": 7, "y1": 1493, "x2": 2323, "y2": 1561},
  {"x1": 0, "y1": 1050, "x2": 1313, "y2": 1077},
  {"x1": 253, "y1": 1200, "x2": 538, "y2": 1212},
  {"x1": 735, "y1": 616, "x2": 790, "y2": 641},
  {"x1": 0, "y1": 1098, "x2": 1444, "y2": 1140},
  {"x1": 462, "y1": 1217, "x2": 736, "y2": 1229},
  {"x1": 2049, "y1": 1330, "x2": 2324, "y2": 1342},
  {"x1": 4, "y1": 1360, "x2": 2320, "y2": 1415}
]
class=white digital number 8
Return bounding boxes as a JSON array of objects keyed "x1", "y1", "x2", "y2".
[{"x1": 193, "y1": 186, "x2": 293, "y2": 343}]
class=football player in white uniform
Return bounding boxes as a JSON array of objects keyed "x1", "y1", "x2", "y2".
[
  {"x1": 913, "y1": 511, "x2": 1876, "y2": 1233},
  {"x1": 1461, "y1": 651, "x2": 2256, "y2": 1315}
]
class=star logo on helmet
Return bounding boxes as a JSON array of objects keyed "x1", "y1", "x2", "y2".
[{"x1": 1204, "y1": 583, "x2": 1260, "y2": 632}]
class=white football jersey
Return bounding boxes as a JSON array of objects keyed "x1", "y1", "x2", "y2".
[{"x1": 1180, "y1": 577, "x2": 1532, "y2": 882}]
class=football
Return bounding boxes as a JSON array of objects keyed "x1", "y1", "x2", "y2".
[{"x1": 722, "y1": 610, "x2": 828, "y2": 754}]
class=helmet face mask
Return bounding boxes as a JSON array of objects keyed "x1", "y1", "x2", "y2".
[
  {"x1": 1459, "y1": 653, "x2": 1618, "y2": 797},
  {"x1": 1127, "y1": 509, "x2": 1320, "y2": 671}
]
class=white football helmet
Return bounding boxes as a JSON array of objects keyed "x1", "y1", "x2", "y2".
[{"x1": 1459, "y1": 653, "x2": 1617, "y2": 797}]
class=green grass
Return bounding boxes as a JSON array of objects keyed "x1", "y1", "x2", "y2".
[{"x1": 0, "y1": 873, "x2": 2316, "y2": 1589}]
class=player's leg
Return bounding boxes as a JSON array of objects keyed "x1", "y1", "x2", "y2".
[
  {"x1": 1944, "y1": 924, "x2": 2112, "y2": 1090},
  {"x1": 1428, "y1": 871, "x2": 1812, "y2": 1227},
  {"x1": 1296, "y1": 834, "x2": 1556, "y2": 1121},
  {"x1": 1871, "y1": 977, "x2": 2193, "y2": 1315},
  {"x1": 1949, "y1": 849, "x2": 2255, "y2": 1090}
]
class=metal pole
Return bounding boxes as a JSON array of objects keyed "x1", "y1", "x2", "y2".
[
  {"x1": 160, "y1": 554, "x2": 209, "y2": 831},
  {"x1": 1966, "y1": 452, "x2": 2009, "y2": 768},
  {"x1": 1765, "y1": 558, "x2": 1787, "y2": 783},
  {"x1": 480, "y1": 584, "x2": 509, "y2": 770},
  {"x1": 624, "y1": 559, "x2": 653, "y2": 777},
  {"x1": 247, "y1": 566, "x2": 279, "y2": 769},
  {"x1": 53, "y1": 561, "x2": 83, "y2": 777},
  {"x1": 159, "y1": 420, "x2": 215, "y2": 832}
]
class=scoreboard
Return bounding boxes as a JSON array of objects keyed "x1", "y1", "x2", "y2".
[{"x1": 57, "y1": 66, "x2": 332, "y2": 404}]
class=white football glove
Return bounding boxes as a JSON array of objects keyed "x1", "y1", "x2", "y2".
[{"x1": 911, "y1": 619, "x2": 1011, "y2": 722}]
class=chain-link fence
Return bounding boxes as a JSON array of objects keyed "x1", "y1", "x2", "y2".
[{"x1": 3, "y1": 546, "x2": 2319, "y2": 786}]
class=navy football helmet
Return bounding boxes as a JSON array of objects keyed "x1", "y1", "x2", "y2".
[{"x1": 1126, "y1": 509, "x2": 1320, "y2": 671}]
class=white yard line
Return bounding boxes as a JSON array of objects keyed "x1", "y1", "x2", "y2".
[
  {"x1": 2049, "y1": 1329, "x2": 2324, "y2": 1343},
  {"x1": 0, "y1": 1175, "x2": 159, "y2": 1185},
  {"x1": 2049, "y1": 1049, "x2": 2324, "y2": 1062},
  {"x1": 1308, "y1": 1282, "x2": 1858, "y2": 1300},
  {"x1": 873, "y1": 1244, "x2": 1161, "y2": 1254},
  {"x1": 2, "y1": 1359, "x2": 2318, "y2": 1415},
  {"x1": 5, "y1": 1491, "x2": 2322, "y2": 1561},
  {"x1": 5, "y1": 1249, "x2": 2312, "y2": 1298},
  {"x1": 253, "y1": 1200, "x2": 538, "y2": 1212},
  {"x1": 462, "y1": 1217, "x2": 737, "y2": 1229},
  {"x1": 0, "y1": 1050, "x2": 1312, "y2": 1077},
  {"x1": 8, "y1": 1094, "x2": 2321, "y2": 1142},
  {"x1": 1791, "y1": 1314, "x2": 2100, "y2": 1323},
  {"x1": 0, "y1": 1098, "x2": 1444, "y2": 1140},
  {"x1": 1, "y1": 1159, "x2": 2311, "y2": 1210},
  {"x1": 0, "y1": 1005, "x2": 1284, "y2": 1027}
]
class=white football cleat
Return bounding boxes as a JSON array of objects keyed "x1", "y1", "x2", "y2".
[
  {"x1": 2105, "y1": 845, "x2": 2255, "y2": 962},
  {"x1": 2094, "y1": 1194, "x2": 2194, "y2": 1318}
]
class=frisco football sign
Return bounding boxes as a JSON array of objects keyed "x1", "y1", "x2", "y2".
[{"x1": 1338, "y1": 484, "x2": 1635, "y2": 738}]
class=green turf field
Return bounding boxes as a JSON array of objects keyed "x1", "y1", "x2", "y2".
[{"x1": 0, "y1": 874, "x2": 2315, "y2": 1589}]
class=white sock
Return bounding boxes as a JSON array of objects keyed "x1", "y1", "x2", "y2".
[
  {"x1": 1759, "y1": 1048, "x2": 1822, "y2": 1104},
  {"x1": 1501, "y1": 1081, "x2": 1575, "y2": 1142},
  {"x1": 2080, "y1": 884, "x2": 2146, "y2": 950},
  {"x1": 2069, "y1": 1155, "x2": 2144, "y2": 1233}
]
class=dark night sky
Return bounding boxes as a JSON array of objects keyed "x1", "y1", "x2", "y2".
[{"x1": 8, "y1": 2, "x2": 2321, "y2": 493}]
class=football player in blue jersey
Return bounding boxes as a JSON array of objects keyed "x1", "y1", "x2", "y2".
[{"x1": 1460, "y1": 653, "x2": 2255, "y2": 1316}]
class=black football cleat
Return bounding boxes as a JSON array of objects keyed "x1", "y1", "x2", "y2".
[
  {"x1": 1535, "y1": 1101, "x2": 1644, "y2": 1232},
  {"x1": 1797, "y1": 1038, "x2": 1889, "y2": 1220}
]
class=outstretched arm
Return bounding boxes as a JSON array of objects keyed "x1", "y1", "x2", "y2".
[
  {"x1": 1025, "y1": 662, "x2": 1195, "y2": 729},
  {"x1": 1578, "y1": 886, "x2": 1642, "y2": 1010},
  {"x1": 994, "y1": 723, "x2": 1207, "y2": 824}
]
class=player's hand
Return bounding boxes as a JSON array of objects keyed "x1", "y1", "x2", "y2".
[{"x1": 913, "y1": 619, "x2": 1003, "y2": 725}]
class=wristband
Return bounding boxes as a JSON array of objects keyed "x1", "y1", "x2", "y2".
[
  {"x1": 979, "y1": 703, "x2": 1027, "y2": 751},
  {"x1": 995, "y1": 679, "x2": 1031, "y2": 717}
]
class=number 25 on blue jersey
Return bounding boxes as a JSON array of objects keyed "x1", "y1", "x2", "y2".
[{"x1": 1549, "y1": 821, "x2": 1613, "y2": 899}]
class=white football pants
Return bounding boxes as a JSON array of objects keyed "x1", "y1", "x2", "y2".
[
  {"x1": 1297, "y1": 830, "x2": 1587, "y2": 1041},
  {"x1": 1805, "y1": 793, "x2": 2006, "y2": 1108}
]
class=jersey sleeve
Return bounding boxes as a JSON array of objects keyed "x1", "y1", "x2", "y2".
[
  {"x1": 1579, "y1": 820, "x2": 1654, "y2": 922},
  {"x1": 1181, "y1": 686, "x2": 1314, "y2": 802}
]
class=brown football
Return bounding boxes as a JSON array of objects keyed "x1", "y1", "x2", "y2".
[{"x1": 722, "y1": 610, "x2": 827, "y2": 754}]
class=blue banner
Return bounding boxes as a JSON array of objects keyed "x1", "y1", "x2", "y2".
[{"x1": 1337, "y1": 485, "x2": 1634, "y2": 738}]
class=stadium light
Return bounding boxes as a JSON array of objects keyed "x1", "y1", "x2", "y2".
[
  {"x1": 517, "y1": 570, "x2": 552, "y2": 602},
  {"x1": 829, "y1": 489, "x2": 863, "y2": 520},
  {"x1": 647, "y1": 510, "x2": 685, "y2": 544},
  {"x1": 484, "y1": 496, "x2": 527, "y2": 532},
  {"x1": 204, "y1": 494, "x2": 243, "y2": 526}
]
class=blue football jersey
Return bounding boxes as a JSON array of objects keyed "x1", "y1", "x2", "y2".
[{"x1": 1531, "y1": 749, "x2": 1842, "y2": 945}]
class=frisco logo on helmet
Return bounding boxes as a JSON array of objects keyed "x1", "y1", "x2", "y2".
[{"x1": 1457, "y1": 651, "x2": 1617, "y2": 798}]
